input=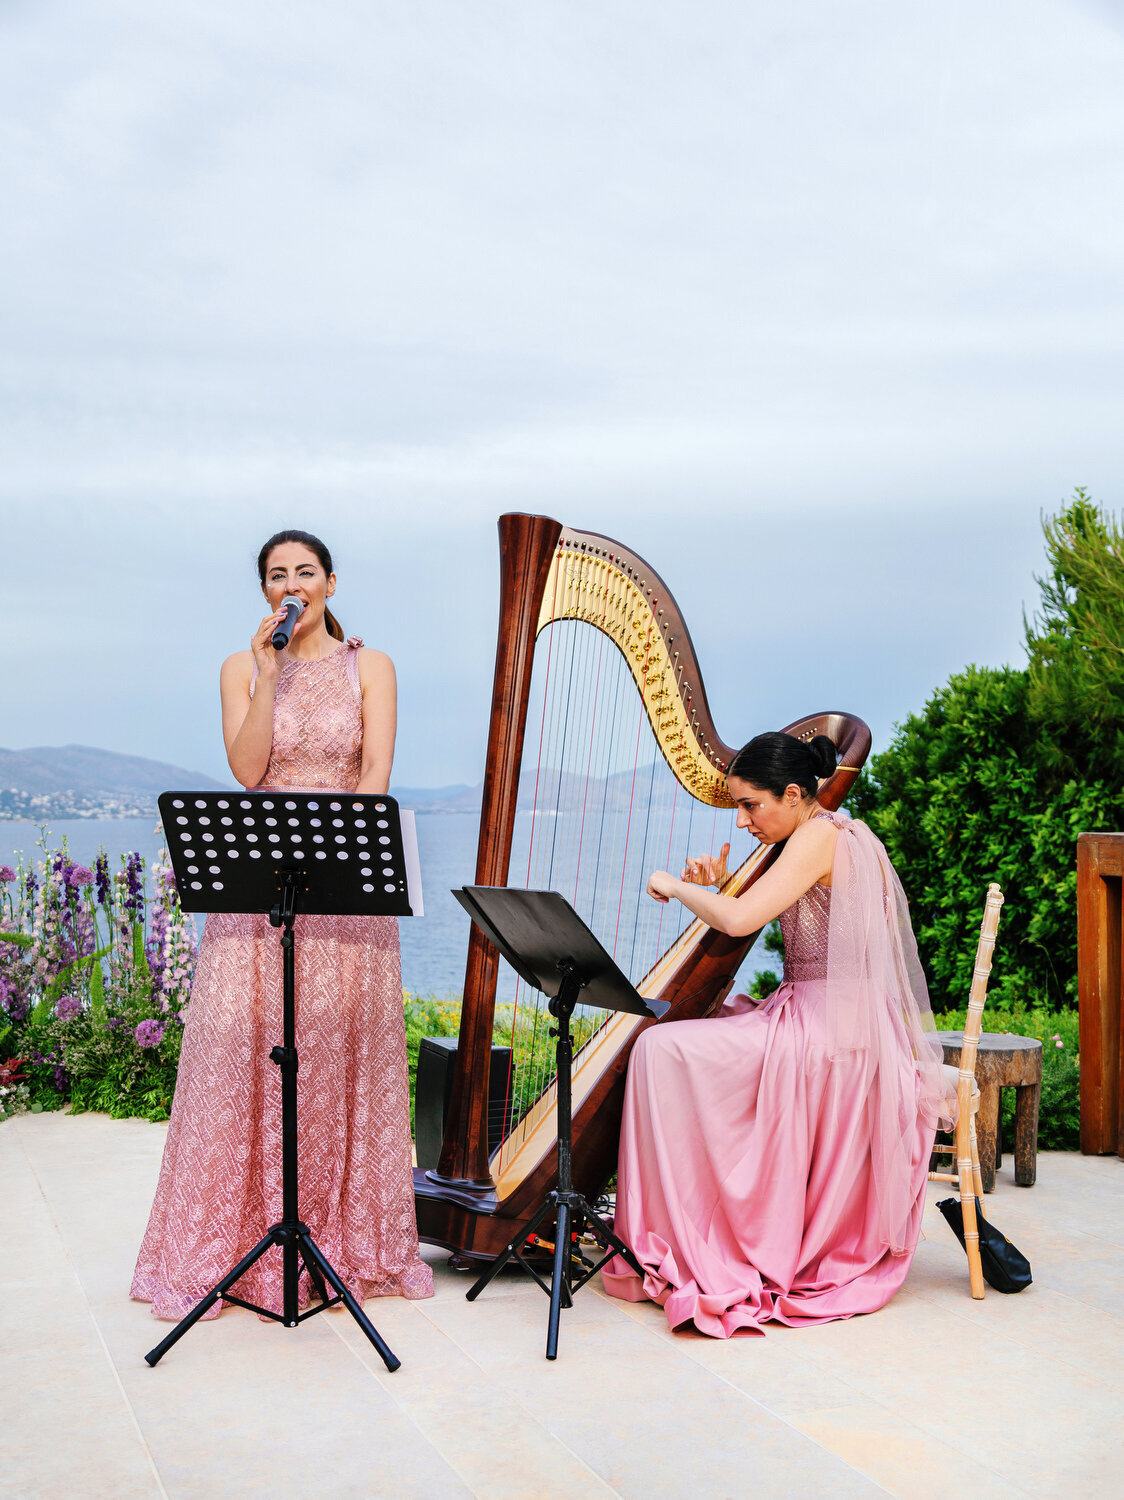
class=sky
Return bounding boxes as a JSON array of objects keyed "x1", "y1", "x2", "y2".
[{"x1": 2, "y1": 0, "x2": 1122, "y2": 787}]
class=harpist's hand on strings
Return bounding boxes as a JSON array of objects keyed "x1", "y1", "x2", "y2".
[
  {"x1": 681, "y1": 842, "x2": 730, "y2": 888},
  {"x1": 646, "y1": 870, "x2": 677, "y2": 904}
]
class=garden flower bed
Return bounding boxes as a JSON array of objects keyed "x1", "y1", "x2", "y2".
[{"x1": 0, "y1": 840, "x2": 196, "y2": 1123}]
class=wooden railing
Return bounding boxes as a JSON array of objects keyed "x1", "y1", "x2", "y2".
[{"x1": 1077, "y1": 833, "x2": 1124, "y2": 1156}]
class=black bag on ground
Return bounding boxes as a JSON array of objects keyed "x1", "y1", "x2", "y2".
[{"x1": 937, "y1": 1197, "x2": 1033, "y2": 1293}]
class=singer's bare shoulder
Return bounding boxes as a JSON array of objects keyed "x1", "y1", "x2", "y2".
[
  {"x1": 220, "y1": 650, "x2": 255, "y2": 691},
  {"x1": 356, "y1": 646, "x2": 396, "y2": 697}
]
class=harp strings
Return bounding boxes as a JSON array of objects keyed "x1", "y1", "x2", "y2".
[{"x1": 495, "y1": 559, "x2": 743, "y2": 1168}]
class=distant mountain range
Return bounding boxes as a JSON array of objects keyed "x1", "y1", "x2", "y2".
[
  {"x1": 1, "y1": 745, "x2": 667, "y2": 821},
  {"x1": 0, "y1": 746, "x2": 227, "y2": 821},
  {"x1": 0, "y1": 746, "x2": 485, "y2": 822}
]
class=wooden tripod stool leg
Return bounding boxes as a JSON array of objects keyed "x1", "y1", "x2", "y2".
[
  {"x1": 1014, "y1": 1080, "x2": 1041, "y2": 1186},
  {"x1": 975, "y1": 1082, "x2": 1000, "y2": 1193}
]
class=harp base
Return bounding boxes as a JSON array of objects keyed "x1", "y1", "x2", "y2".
[
  {"x1": 463, "y1": 968, "x2": 645, "y2": 1360},
  {"x1": 422, "y1": 1170, "x2": 497, "y2": 1197}
]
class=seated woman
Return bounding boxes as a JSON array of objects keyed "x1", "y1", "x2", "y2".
[{"x1": 601, "y1": 730, "x2": 947, "y2": 1337}]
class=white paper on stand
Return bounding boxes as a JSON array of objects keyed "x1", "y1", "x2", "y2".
[{"x1": 399, "y1": 809, "x2": 424, "y2": 918}]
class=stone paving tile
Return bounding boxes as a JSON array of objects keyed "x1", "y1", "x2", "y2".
[
  {"x1": 330, "y1": 1287, "x2": 618, "y2": 1500},
  {"x1": 905, "y1": 1243, "x2": 1124, "y2": 1388},
  {"x1": 766, "y1": 1261, "x2": 1122, "y2": 1499},
  {"x1": 9, "y1": 1118, "x2": 1124, "y2": 1500},
  {"x1": 13, "y1": 1115, "x2": 471, "y2": 1500},
  {"x1": 95, "y1": 1296, "x2": 473, "y2": 1500},
  {"x1": 788, "y1": 1404, "x2": 1025, "y2": 1500},
  {"x1": 419, "y1": 1262, "x2": 883, "y2": 1500},
  {"x1": 591, "y1": 1244, "x2": 1026, "y2": 1499},
  {"x1": 981, "y1": 1155, "x2": 1124, "y2": 1249},
  {"x1": 2, "y1": 1123, "x2": 165, "y2": 1500}
]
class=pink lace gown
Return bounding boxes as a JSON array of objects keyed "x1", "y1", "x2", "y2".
[
  {"x1": 602, "y1": 814, "x2": 939, "y2": 1337},
  {"x1": 132, "y1": 640, "x2": 433, "y2": 1318}
]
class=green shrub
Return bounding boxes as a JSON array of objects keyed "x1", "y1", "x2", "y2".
[
  {"x1": 850, "y1": 494, "x2": 1124, "y2": 1017},
  {"x1": 850, "y1": 665, "x2": 1119, "y2": 1012},
  {"x1": 1026, "y1": 491, "x2": 1124, "y2": 783}
]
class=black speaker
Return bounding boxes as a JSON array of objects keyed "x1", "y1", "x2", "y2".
[{"x1": 414, "y1": 1038, "x2": 515, "y2": 1171}]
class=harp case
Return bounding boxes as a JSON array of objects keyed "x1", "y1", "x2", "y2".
[{"x1": 413, "y1": 513, "x2": 871, "y2": 1259}]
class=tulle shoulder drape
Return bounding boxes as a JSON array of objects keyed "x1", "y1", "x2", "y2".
[{"x1": 820, "y1": 810, "x2": 948, "y2": 1254}]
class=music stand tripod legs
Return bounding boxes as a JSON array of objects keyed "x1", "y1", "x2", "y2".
[
  {"x1": 466, "y1": 961, "x2": 645, "y2": 1360},
  {"x1": 144, "y1": 875, "x2": 399, "y2": 1371}
]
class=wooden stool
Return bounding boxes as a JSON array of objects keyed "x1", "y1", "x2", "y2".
[{"x1": 936, "y1": 1032, "x2": 1042, "y2": 1191}]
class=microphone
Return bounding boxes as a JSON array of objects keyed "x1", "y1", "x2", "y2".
[{"x1": 271, "y1": 595, "x2": 305, "y2": 651}]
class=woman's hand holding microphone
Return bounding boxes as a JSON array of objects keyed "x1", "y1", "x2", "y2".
[{"x1": 250, "y1": 608, "x2": 289, "y2": 683}]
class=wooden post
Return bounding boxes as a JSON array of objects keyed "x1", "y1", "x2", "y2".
[{"x1": 1076, "y1": 833, "x2": 1124, "y2": 1157}]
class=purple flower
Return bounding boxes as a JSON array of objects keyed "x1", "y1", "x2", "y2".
[
  {"x1": 0, "y1": 866, "x2": 15, "y2": 883},
  {"x1": 5, "y1": 992, "x2": 29, "y2": 1024},
  {"x1": 67, "y1": 866, "x2": 94, "y2": 889},
  {"x1": 94, "y1": 854, "x2": 110, "y2": 907},
  {"x1": 122, "y1": 852, "x2": 145, "y2": 921},
  {"x1": 134, "y1": 1018, "x2": 165, "y2": 1049},
  {"x1": 147, "y1": 902, "x2": 169, "y2": 993},
  {"x1": 55, "y1": 993, "x2": 82, "y2": 1021}
]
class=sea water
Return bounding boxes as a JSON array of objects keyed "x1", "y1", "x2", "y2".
[{"x1": 0, "y1": 812, "x2": 767, "y2": 998}]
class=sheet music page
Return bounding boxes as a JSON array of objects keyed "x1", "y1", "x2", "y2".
[{"x1": 399, "y1": 809, "x2": 424, "y2": 918}]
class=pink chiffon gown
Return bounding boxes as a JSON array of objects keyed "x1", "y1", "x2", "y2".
[
  {"x1": 602, "y1": 811, "x2": 943, "y2": 1337},
  {"x1": 132, "y1": 639, "x2": 433, "y2": 1319}
]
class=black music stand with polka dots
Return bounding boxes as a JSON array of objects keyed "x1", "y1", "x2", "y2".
[{"x1": 143, "y1": 790, "x2": 415, "y2": 1373}]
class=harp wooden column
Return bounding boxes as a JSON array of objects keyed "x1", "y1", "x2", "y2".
[
  {"x1": 432, "y1": 513, "x2": 563, "y2": 1188},
  {"x1": 1077, "y1": 832, "x2": 1124, "y2": 1157}
]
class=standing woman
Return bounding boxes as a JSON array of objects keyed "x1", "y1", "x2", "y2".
[
  {"x1": 132, "y1": 530, "x2": 433, "y2": 1318},
  {"x1": 602, "y1": 731, "x2": 947, "y2": 1337}
]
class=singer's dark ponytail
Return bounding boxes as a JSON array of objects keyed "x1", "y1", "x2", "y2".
[{"x1": 257, "y1": 530, "x2": 345, "y2": 642}]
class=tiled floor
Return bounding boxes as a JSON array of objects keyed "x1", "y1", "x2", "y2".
[{"x1": 5, "y1": 1112, "x2": 1123, "y2": 1499}]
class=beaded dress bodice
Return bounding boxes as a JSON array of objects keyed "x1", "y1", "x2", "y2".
[
  {"x1": 253, "y1": 643, "x2": 362, "y2": 791},
  {"x1": 779, "y1": 883, "x2": 831, "y2": 983},
  {"x1": 777, "y1": 813, "x2": 836, "y2": 983}
]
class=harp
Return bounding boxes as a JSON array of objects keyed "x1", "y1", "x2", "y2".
[{"x1": 414, "y1": 513, "x2": 871, "y2": 1258}]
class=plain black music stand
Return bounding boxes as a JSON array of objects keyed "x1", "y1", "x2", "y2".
[
  {"x1": 452, "y1": 886, "x2": 665, "y2": 1360},
  {"x1": 143, "y1": 790, "x2": 419, "y2": 1372}
]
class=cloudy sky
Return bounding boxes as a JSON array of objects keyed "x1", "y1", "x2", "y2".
[{"x1": 2, "y1": 0, "x2": 1122, "y2": 786}]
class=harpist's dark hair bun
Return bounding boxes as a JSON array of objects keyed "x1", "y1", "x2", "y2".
[{"x1": 727, "y1": 731, "x2": 837, "y2": 799}]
